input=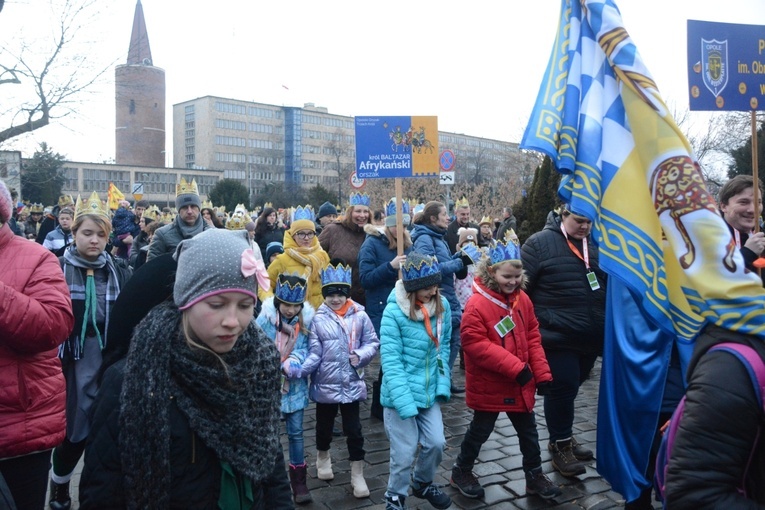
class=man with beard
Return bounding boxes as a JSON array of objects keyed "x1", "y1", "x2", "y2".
[{"x1": 147, "y1": 178, "x2": 209, "y2": 260}]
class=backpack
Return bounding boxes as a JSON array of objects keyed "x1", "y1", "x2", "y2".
[{"x1": 654, "y1": 342, "x2": 765, "y2": 505}]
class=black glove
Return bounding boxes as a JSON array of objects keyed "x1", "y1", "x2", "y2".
[
  {"x1": 515, "y1": 364, "x2": 533, "y2": 386},
  {"x1": 536, "y1": 381, "x2": 553, "y2": 396},
  {"x1": 460, "y1": 254, "x2": 474, "y2": 267}
]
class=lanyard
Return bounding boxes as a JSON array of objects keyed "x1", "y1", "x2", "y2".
[
  {"x1": 416, "y1": 301, "x2": 442, "y2": 350},
  {"x1": 472, "y1": 281, "x2": 518, "y2": 316},
  {"x1": 561, "y1": 223, "x2": 590, "y2": 270},
  {"x1": 733, "y1": 229, "x2": 753, "y2": 249},
  {"x1": 337, "y1": 316, "x2": 356, "y2": 354}
]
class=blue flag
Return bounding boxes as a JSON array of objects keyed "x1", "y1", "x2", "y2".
[{"x1": 521, "y1": 0, "x2": 765, "y2": 501}]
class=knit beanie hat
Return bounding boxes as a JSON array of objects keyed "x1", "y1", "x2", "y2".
[
  {"x1": 266, "y1": 241, "x2": 284, "y2": 260},
  {"x1": 175, "y1": 178, "x2": 201, "y2": 210},
  {"x1": 0, "y1": 179, "x2": 11, "y2": 225},
  {"x1": 317, "y1": 201, "x2": 337, "y2": 220},
  {"x1": 402, "y1": 252, "x2": 442, "y2": 292},
  {"x1": 173, "y1": 229, "x2": 259, "y2": 310},
  {"x1": 457, "y1": 227, "x2": 478, "y2": 247}
]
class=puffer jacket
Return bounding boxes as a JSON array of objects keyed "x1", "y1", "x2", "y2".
[
  {"x1": 380, "y1": 281, "x2": 452, "y2": 419},
  {"x1": 147, "y1": 216, "x2": 210, "y2": 260},
  {"x1": 358, "y1": 224, "x2": 412, "y2": 335},
  {"x1": 0, "y1": 224, "x2": 74, "y2": 458},
  {"x1": 665, "y1": 325, "x2": 765, "y2": 508},
  {"x1": 410, "y1": 223, "x2": 466, "y2": 322},
  {"x1": 256, "y1": 298, "x2": 315, "y2": 414},
  {"x1": 266, "y1": 238, "x2": 329, "y2": 310},
  {"x1": 302, "y1": 301, "x2": 379, "y2": 404},
  {"x1": 520, "y1": 212, "x2": 607, "y2": 353},
  {"x1": 462, "y1": 278, "x2": 551, "y2": 413},
  {"x1": 319, "y1": 221, "x2": 368, "y2": 305},
  {"x1": 42, "y1": 225, "x2": 73, "y2": 256}
]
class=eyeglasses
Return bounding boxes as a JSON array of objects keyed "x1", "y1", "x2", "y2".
[{"x1": 294, "y1": 231, "x2": 316, "y2": 239}]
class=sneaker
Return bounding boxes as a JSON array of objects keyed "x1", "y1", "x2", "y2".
[
  {"x1": 548, "y1": 435, "x2": 593, "y2": 461},
  {"x1": 49, "y1": 479, "x2": 71, "y2": 510},
  {"x1": 550, "y1": 438, "x2": 586, "y2": 477},
  {"x1": 412, "y1": 481, "x2": 452, "y2": 509},
  {"x1": 525, "y1": 468, "x2": 562, "y2": 500},
  {"x1": 385, "y1": 494, "x2": 407, "y2": 510},
  {"x1": 450, "y1": 465, "x2": 484, "y2": 499}
]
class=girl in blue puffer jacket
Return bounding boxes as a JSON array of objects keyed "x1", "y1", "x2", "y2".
[
  {"x1": 380, "y1": 252, "x2": 453, "y2": 510},
  {"x1": 301, "y1": 259, "x2": 379, "y2": 500}
]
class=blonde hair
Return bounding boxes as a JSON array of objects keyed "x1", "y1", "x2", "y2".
[
  {"x1": 72, "y1": 213, "x2": 112, "y2": 237},
  {"x1": 476, "y1": 257, "x2": 527, "y2": 293},
  {"x1": 181, "y1": 312, "x2": 231, "y2": 377},
  {"x1": 407, "y1": 286, "x2": 445, "y2": 321}
]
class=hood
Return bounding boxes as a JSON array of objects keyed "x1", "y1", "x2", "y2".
[
  {"x1": 543, "y1": 210, "x2": 563, "y2": 232},
  {"x1": 364, "y1": 223, "x2": 385, "y2": 238},
  {"x1": 689, "y1": 324, "x2": 765, "y2": 375},
  {"x1": 411, "y1": 223, "x2": 443, "y2": 243},
  {"x1": 389, "y1": 279, "x2": 436, "y2": 322}
]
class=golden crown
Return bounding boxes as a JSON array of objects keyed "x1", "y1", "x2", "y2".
[
  {"x1": 29, "y1": 203, "x2": 44, "y2": 213},
  {"x1": 176, "y1": 178, "x2": 199, "y2": 197},
  {"x1": 161, "y1": 210, "x2": 175, "y2": 223},
  {"x1": 455, "y1": 196, "x2": 470, "y2": 209},
  {"x1": 74, "y1": 192, "x2": 109, "y2": 221},
  {"x1": 201, "y1": 199, "x2": 213, "y2": 210},
  {"x1": 58, "y1": 195, "x2": 74, "y2": 207},
  {"x1": 264, "y1": 202, "x2": 273, "y2": 209},
  {"x1": 214, "y1": 205, "x2": 226, "y2": 214},
  {"x1": 479, "y1": 215, "x2": 492, "y2": 225},
  {"x1": 143, "y1": 205, "x2": 161, "y2": 221}
]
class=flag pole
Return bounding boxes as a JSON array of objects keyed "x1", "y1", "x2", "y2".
[
  {"x1": 395, "y1": 178, "x2": 404, "y2": 279},
  {"x1": 753, "y1": 110, "x2": 760, "y2": 235}
]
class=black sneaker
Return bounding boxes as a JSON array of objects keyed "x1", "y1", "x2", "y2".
[
  {"x1": 49, "y1": 479, "x2": 71, "y2": 510},
  {"x1": 450, "y1": 465, "x2": 484, "y2": 499},
  {"x1": 412, "y1": 481, "x2": 452, "y2": 509},
  {"x1": 525, "y1": 468, "x2": 562, "y2": 500},
  {"x1": 385, "y1": 494, "x2": 407, "y2": 510}
]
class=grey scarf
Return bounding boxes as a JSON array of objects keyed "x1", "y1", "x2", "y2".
[
  {"x1": 119, "y1": 302, "x2": 282, "y2": 509},
  {"x1": 174, "y1": 213, "x2": 205, "y2": 239}
]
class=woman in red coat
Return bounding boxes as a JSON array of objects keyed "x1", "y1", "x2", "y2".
[
  {"x1": 0, "y1": 179, "x2": 75, "y2": 509},
  {"x1": 449, "y1": 240, "x2": 560, "y2": 501}
]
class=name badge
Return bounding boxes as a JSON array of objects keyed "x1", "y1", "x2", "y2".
[
  {"x1": 587, "y1": 271, "x2": 600, "y2": 291},
  {"x1": 494, "y1": 316, "x2": 515, "y2": 337}
]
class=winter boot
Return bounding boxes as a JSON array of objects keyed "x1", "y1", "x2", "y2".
[
  {"x1": 288, "y1": 463, "x2": 312, "y2": 504},
  {"x1": 49, "y1": 479, "x2": 71, "y2": 510},
  {"x1": 548, "y1": 435, "x2": 593, "y2": 461},
  {"x1": 550, "y1": 438, "x2": 586, "y2": 477},
  {"x1": 412, "y1": 481, "x2": 452, "y2": 510},
  {"x1": 316, "y1": 450, "x2": 334, "y2": 480},
  {"x1": 525, "y1": 467, "x2": 562, "y2": 500},
  {"x1": 450, "y1": 465, "x2": 484, "y2": 499},
  {"x1": 350, "y1": 460, "x2": 370, "y2": 498}
]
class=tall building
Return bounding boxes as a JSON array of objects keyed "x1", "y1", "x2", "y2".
[
  {"x1": 173, "y1": 96, "x2": 534, "y2": 200},
  {"x1": 115, "y1": 0, "x2": 165, "y2": 167}
]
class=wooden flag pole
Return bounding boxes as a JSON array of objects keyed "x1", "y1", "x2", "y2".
[
  {"x1": 395, "y1": 178, "x2": 404, "y2": 278},
  {"x1": 753, "y1": 111, "x2": 760, "y2": 235}
]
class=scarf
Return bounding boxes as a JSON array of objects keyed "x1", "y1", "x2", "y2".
[
  {"x1": 120, "y1": 302, "x2": 281, "y2": 509},
  {"x1": 284, "y1": 237, "x2": 326, "y2": 285},
  {"x1": 60, "y1": 246, "x2": 121, "y2": 360},
  {"x1": 174, "y1": 213, "x2": 205, "y2": 240},
  {"x1": 425, "y1": 223, "x2": 447, "y2": 236}
]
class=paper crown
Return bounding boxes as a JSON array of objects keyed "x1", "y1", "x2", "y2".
[
  {"x1": 385, "y1": 198, "x2": 410, "y2": 217},
  {"x1": 401, "y1": 253, "x2": 441, "y2": 291},
  {"x1": 226, "y1": 205, "x2": 248, "y2": 230},
  {"x1": 479, "y1": 215, "x2": 492, "y2": 226},
  {"x1": 292, "y1": 205, "x2": 315, "y2": 223},
  {"x1": 349, "y1": 192, "x2": 371, "y2": 208},
  {"x1": 321, "y1": 262, "x2": 352, "y2": 287},
  {"x1": 29, "y1": 203, "x2": 44, "y2": 213},
  {"x1": 488, "y1": 239, "x2": 522, "y2": 266},
  {"x1": 176, "y1": 178, "x2": 199, "y2": 197},
  {"x1": 143, "y1": 205, "x2": 161, "y2": 221},
  {"x1": 58, "y1": 195, "x2": 74, "y2": 207},
  {"x1": 201, "y1": 199, "x2": 213, "y2": 210},
  {"x1": 502, "y1": 228, "x2": 519, "y2": 244},
  {"x1": 161, "y1": 210, "x2": 175, "y2": 223},
  {"x1": 214, "y1": 205, "x2": 226, "y2": 214},
  {"x1": 455, "y1": 196, "x2": 470, "y2": 208},
  {"x1": 412, "y1": 203, "x2": 425, "y2": 214},
  {"x1": 74, "y1": 192, "x2": 109, "y2": 221},
  {"x1": 275, "y1": 273, "x2": 308, "y2": 305},
  {"x1": 264, "y1": 202, "x2": 273, "y2": 209}
]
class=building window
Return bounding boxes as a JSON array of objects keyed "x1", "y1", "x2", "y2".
[
  {"x1": 215, "y1": 102, "x2": 246, "y2": 115},
  {"x1": 216, "y1": 119, "x2": 247, "y2": 130}
]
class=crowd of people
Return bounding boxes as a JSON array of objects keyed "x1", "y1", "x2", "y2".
[{"x1": 1, "y1": 173, "x2": 764, "y2": 510}]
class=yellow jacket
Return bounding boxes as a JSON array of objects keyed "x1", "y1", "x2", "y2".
[{"x1": 265, "y1": 235, "x2": 329, "y2": 310}]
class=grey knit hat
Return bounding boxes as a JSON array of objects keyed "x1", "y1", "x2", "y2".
[
  {"x1": 402, "y1": 252, "x2": 442, "y2": 292},
  {"x1": 173, "y1": 229, "x2": 259, "y2": 310}
]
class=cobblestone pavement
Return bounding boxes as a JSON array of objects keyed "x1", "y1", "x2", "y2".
[{"x1": 67, "y1": 358, "x2": 661, "y2": 509}]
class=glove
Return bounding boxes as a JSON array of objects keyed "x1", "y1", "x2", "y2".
[
  {"x1": 515, "y1": 364, "x2": 533, "y2": 386},
  {"x1": 282, "y1": 359, "x2": 303, "y2": 379},
  {"x1": 536, "y1": 381, "x2": 553, "y2": 396}
]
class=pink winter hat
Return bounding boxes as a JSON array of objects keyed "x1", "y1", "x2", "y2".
[{"x1": 0, "y1": 179, "x2": 12, "y2": 224}]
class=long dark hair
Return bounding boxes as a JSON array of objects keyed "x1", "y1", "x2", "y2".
[
  {"x1": 255, "y1": 207, "x2": 278, "y2": 236},
  {"x1": 414, "y1": 201, "x2": 445, "y2": 226}
]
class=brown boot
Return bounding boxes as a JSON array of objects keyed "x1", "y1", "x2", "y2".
[
  {"x1": 288, "y1": 463, "x2": 312, "y2": 504},
  {"x1": 550, "y1": 438, "x2": 586, "y2": 477}
]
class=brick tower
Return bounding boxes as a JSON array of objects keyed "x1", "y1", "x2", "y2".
[{"x1": 115, "y1": 0, "x2": 165, "y2": 167}]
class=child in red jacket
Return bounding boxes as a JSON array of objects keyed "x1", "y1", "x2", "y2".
[{"x1": 450, "y1": 240, "x2": 561, "y2": 501}]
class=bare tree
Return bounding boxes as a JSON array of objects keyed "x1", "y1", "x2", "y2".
[
  {"x1": 0, "y1": 0, "x2": 112, "y2": 144},
  {"x1": 325, "y1": 128, "x2": 354, "y2": 205}
]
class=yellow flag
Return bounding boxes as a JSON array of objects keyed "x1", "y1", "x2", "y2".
[{"x1": 107, "y1": 182, "x2": 125, "y2": 210}]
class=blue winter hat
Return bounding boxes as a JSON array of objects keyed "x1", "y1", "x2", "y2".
[
  {"x1": 317, "y1": 201, "x2": 337, "y2": 220},
  {"x1": 266, "y1": 241, "x2": 284, "y2": 260}
]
